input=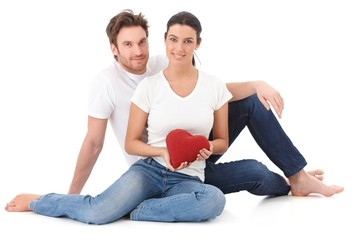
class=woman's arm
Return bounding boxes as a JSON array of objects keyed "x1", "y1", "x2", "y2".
[
  {"x1": 125, "y1": 103, "x2": 167, "y2": 158},
  {"x1": 210, "y1": 102, "x2": 229, "y2": 155}
]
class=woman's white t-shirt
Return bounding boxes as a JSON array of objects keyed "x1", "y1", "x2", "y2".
[{"x1": 131, "y1": 70, "x2": 232, "y2": 181}]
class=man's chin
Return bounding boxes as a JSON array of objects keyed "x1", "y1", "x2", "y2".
[
  {"x1": 133, "y1": 63, "x2": 147, "y2": 70},
  {"x1": 131, "y1": 65, "x2": 147, "y2": 74}
]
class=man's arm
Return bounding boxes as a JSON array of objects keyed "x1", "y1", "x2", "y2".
[
  {"x1": 226, "y1": 80, "x2": 284, "y2": 118},
  {"x1": 67, "y1": 116, "x2": 108, "y2": 194}
]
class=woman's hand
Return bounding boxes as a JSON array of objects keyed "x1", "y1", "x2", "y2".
[
  {"x1": 163, "y1": 148, "x2": 175, "y2": 171},
  {"x1": 196, "y1": 142, "x2": 213, "y2": 160},
  {"x1": 163, "y1": 148, "x2": 190, "y2": 171}
]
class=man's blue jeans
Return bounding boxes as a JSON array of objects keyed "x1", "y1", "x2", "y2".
[
  {"x1": 29, "y1": 158, "x2": 225, "y2": 224},
  {"x1": 206, "y1": 94, "x2": 307, "y2": 195}
]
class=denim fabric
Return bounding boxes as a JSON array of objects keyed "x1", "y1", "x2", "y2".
[
  {"x1": 29, "y1": 94, "x2": 307, "y2": 224},
  {"x1": 206, "y1": 94, "x2": 307, "y2": 195},
  {"x1": 29, "y1": 158, "x2": 225, "y2": 224}
]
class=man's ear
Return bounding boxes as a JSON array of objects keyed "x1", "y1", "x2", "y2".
[{"x1": 110, "y1": 43, "x2": 117, "y2": 55}]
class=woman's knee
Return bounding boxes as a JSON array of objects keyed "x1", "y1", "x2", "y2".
[{"x1": 200, "y1": 185, "x2": 226, "y2": 220}]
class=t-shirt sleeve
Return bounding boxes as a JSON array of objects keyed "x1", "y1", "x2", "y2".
[
  {"x1": 87, "y1": 72, "x2": 115, "y2": 119},
  {"x1": 130, "y1": 79, "x2": 151, "y2": 113},
  {"x1": 215, "y1": 78, "x2": 233, "y2": 110}
]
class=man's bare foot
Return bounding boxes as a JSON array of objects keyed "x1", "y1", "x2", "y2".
[
  {"x1": 289, "y1": 170, "x2": 344, "y2": 197},
  {"x1": 286, "y1": 169, "x2": 324, "y2": 185},
  {"x1": 307, "y1": 169, "x2": 324, "y2": 181},
  {"x1": 5, "y1": 194, "x2": 41, "y2": 212}
]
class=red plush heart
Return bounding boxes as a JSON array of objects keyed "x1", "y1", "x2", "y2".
[{"x1": 166, "y1": 129, "x2": 210, "y2": 168}]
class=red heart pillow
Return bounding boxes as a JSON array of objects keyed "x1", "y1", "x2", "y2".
[{"x1": 166, "y1": 129, "x2": 210, "y2": 168}]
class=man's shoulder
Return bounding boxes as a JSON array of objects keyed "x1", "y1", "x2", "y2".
[
  {"x1": 93, "y1": 61, "x2": 124, "y2": 82},
  {"x1": 149, "y1": 54, "x2": 167, "y2": 64},
  {"x1": 148, "y1": 55, "x2": 168, "y2": 75},
  {"x1": 97, "y1": 62, "x2": 118, "y2": 76}
]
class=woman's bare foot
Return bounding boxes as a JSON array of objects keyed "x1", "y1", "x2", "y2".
[
  {"x1": 5, "y1": 194, "x2": 41, "y2": 212},
  {"x1": 289, "y1": 170, "x2": 344, "y2": 197}
]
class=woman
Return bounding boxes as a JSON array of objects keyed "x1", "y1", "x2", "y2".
[
  {"x1": 124, "y1": 10, "x2": 232, "y2": 221},
  {"x1": 5, "y1": 11, "x2": 231, "y2": 224}
]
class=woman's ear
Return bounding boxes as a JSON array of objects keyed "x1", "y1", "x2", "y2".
[{"x1": 196, "y1": 37, "x2": 202, "y2": 49}]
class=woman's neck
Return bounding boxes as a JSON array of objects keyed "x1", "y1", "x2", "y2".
[
  {"x1": 163, "y1": 65, "x2": 199, "y2": 98},
  {"x1": 163, "y1": 64, "x2": 197, "y2": 83}
]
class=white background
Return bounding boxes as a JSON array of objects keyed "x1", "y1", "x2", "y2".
[{"x1": 0, "y1": 0, "x2": 359, "y2": 239}]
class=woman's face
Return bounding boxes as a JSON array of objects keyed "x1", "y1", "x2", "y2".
[{"x1": 165, "y1": 24, "x2": 200, "y2": 66}]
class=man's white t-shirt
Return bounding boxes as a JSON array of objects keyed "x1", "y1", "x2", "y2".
[
  {"x1": 87, "y1": 55, "x2": 168, "y2": 166},
  {"x1": 131, "y1": 70, "x2": 233, "y2": 181}
]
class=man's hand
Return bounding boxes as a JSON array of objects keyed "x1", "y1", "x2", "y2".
[
  {"x1": 254, "y1": 80, "x2": 284, "y2": 118},
  {"x1": 226, "y1": 80, "x2": 284, "y2": 119}
]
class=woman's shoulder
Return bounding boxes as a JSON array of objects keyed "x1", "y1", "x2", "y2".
[
  {"x1": 138, "y1": 71, "x2": 164, "y2": 90},
  {"x1": 143, "y1": 70, "x2": 163, "y2": 83},
  {"x1": 198, "y1": 70, "x2": 224, "y2": 84}
]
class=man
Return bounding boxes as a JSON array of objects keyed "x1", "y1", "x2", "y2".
[{"x1": 67, "y1": 9, "x2": 343, "y2": 198}]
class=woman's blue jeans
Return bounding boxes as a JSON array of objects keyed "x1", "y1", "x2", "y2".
[
  {"x1": 206, "y1": 94, "x2": 307, "y2": 195},
  {"x1": 29, "y1": 158, "x2": 225, "y2": 224}
]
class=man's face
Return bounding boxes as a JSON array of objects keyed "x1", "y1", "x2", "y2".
[{"x1": 111, "y1": 26, "x2": 149, "y2": 74}]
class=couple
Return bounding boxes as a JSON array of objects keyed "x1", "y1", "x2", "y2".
[{"x1": 5, "y1": 10, "x2": 343, "y2": 223}]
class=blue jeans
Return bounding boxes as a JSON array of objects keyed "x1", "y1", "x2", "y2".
[
  {"x1": 29, "y1": 158, "x2": 225, "y2": 224},
  {"x1": 206, "y1": 94, "x2": 307, "y2": 195}
]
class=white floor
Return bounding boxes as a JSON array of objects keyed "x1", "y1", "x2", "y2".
[{"x1": 1, "y1": 185, "x2": 356, "y2": 239}]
